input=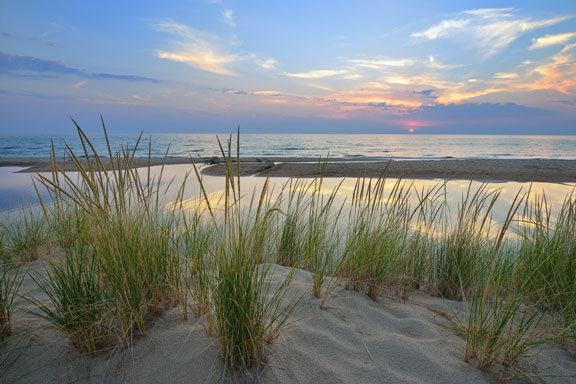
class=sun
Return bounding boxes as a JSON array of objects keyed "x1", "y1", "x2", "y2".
[{"x1": 409, "y1": 128, "x2": 415, "y2": 133}]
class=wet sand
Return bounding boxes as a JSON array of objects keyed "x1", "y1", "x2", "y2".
[{"x1": 1, "y1": 157, "x2": 575, "y2": 182}]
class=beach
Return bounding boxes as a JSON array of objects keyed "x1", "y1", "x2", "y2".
[
  {"x1": 4, "y1": 262, "x2": 575, "y2": 384},
  {"x1": 1, "y1": 157, "x2": 576, "y2": 182},
  {"x1": 1, "y1": 152, "x2": 576, "y2": 384},
  {"x1": 3, "y1": 0, "x2": 576, "y2": 382}
]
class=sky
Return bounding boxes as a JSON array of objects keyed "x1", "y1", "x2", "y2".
[{"x1": 1, "y1": 0, "x2": 575, "y2": 135}]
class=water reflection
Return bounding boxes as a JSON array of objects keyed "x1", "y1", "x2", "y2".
[{"x1": 1, "y1": 164, "x2": 574, "y2": 227}]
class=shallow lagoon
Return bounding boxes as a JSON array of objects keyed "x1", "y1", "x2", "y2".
[{"x1": 1, "y1": 163, "x2": 574, "y2": 229}]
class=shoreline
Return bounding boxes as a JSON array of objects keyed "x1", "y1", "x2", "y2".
[{"x1": 1, "y1": 156, "x2": 575, "y2": 183}]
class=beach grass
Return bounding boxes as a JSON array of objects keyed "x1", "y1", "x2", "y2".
[
  {"x1": 2, "y1": 123, "x2": 575, "y2": 379},
  {"x1": 0, "y1": 234, "x2": 25, "y2": 341},
  {"x1": 1, "y1": 206, "x2": 50, "y2": 262},
  {"x1": 193, "y1": 134, "x2": 298, "y2": 369},
  {"x1": 31, "y1": 119, "x2": 186, "y2": 350},
  {"x1": 341, "y1": 176, "x2": 411, "y2": 300}
]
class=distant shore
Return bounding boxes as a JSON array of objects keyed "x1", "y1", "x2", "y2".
[{"x1": 1, "y1": 157, "x2": 575, "y2": 182}]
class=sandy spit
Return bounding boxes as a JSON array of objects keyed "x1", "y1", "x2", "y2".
[
  {"x1": 1, "y1": 157, "x2": 575, "y2": 182},
  {"x1": 3, "y1": 263, "x2": 575, "y2": 384}
]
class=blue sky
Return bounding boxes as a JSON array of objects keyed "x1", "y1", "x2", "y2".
[{"x1": 1, "y1": 0, "x2": 575, "y2": 134}]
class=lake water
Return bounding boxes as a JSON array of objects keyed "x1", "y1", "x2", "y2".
[
  {"x1": 1, "y1": 163, "x2": 574, "y2": 229},
  {"x1": 1, "y1": 134, "x2": 574, "y2": 214},
  {"x1": 1, "y1": 134, "x2": 575, "y2": 160}
]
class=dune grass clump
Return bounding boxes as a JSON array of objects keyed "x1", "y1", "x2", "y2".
[
  {"x1": 1, "y1": 207, "x2": 50, "y2": 262},
  {"x1": 275, "y1": 178, "x2": 309, "y2": 268},
  {"x1": 0, "y1": 233, "x2": 25, "y2": 341},
  {"x1": 398, "y1": 184, "x2": 445, "y2": 297},
  {"x1": 515, "y1": 192, "x2": 576, "y2": 354},
  {"x1": 302, "y1": 175, "x2": 344, "y2": 299},
  {"x1": 31, "y1": 119, "x2": 186, "y2": 351},
  {"x1": 456, "y1": 189, "x2": 553, "y2": 381},
  {"x1": 30, "y1": 243, "x2": 109, "y2": 354},
  {"x1": 433, "y1": 183, "x2": 500, "y2": 300},
  {"x1": 341, "y1": 177, "x2": 411, "y2": 300},
  {"x1": 181, "y1": 212, "x2": 213, "y2": 318},
  {"x1": 196, "y1": 135, "x2": 298, "y2": 369}
]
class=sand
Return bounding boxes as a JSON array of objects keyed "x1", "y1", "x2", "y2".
[
  {"x1": 3, "y1": 262, "x2": 575, "y2": 384},
  {"x1": 2, "y1": 157, "x2": 575, "y2": 182}
]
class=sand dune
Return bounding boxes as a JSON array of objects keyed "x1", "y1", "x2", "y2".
[{"x1": 3, "y1": 263, "x2": 575, "y2": 384}]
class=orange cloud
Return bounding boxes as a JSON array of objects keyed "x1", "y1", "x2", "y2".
[
  {"x1": 436, "y1": 88, "x2": 504, "y2": 103},
  {"x1": 260, "y1": 98, "x2": 287, "y2": 104},
  {"x1": 523, "y1": 46, "x2": 576, "y2": 94}
]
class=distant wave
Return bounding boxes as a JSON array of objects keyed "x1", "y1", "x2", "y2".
[{"x1": 0, "y1": 134, "x2": 575, "y2": 160}]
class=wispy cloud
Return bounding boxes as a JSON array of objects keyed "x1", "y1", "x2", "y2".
[
  {"x1": 153, "y1": 20, "x2": 239, "y2": 75},
  {"x1": 283, "y1": 69, "x2": 348, "y2": 79},
  {"x1": 524, "y1": 43, "x2": 576, "y2": 94},
  {"x1": 347, "y1": 58, "x2": 415, "y2": 70},
  {"x1": 412, "y1": 8, "x2": 570, "y2": 57},
  {"x1": 256, "y1": 58, "x2": 277, "y2": 70},
  {"x1": 530, "y1": 32, "x2": 576, "y2": 49},
  {"x1": 73, "y1": 81, "x2": 87, "y2": 88},
  {"x1": 247, "y1": 55, "x2": 277, "y2": 70},
  {"x1": 0, "y1": 51, "x2": 160, "y2": 82},
  {"x1": 412, "y1": 19, "x2": 471, "y2": 40},
  {"x1": 153, "y1": 20, "x2": 278, "y2": 75},
  {"x1": 221, "y1": 9, "x2": 236, "y2": 28},
  {"x1": 493, "y1": 72, "x2": 518, "y2": 79}
]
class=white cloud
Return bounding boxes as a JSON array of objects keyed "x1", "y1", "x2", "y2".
[
  {"x1": 256, "y1": 58, "x2": 278, "y2": 69},
  {"x1": 530, "y1": 32, "x2": 576, "y2": 49},
  {"x1": 283, "y1": 70, "x2": 348, "y2": 79},
  {"x1": 154, "y1": 21, "x2": 239, "y2": 75},
  {"x1": 245, "y1": 54, "x2": 278, "y2": 70},
  {"x1": 412, "y1": 8, "x2": 570, "y2": 57},
  {"x1": 153, "y1": 20, "x2": 279, "y2": 75},
  {"x1": 412, "y1": 19, "x2": 470, "y2": 40},
  {"x1": 493, "y1": 72, "x2": 518, "y2": 79},
  {"x1": 347, "y1": 58, "x2": 415, "y2": 70},
  {"x1": 426, "y1": 55, "x2": 458, "y2": 69},
  {"x1": 222, "y1": 9, "x2": 236, "y2": 28}
]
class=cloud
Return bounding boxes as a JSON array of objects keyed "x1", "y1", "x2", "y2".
[
  {"x1": 523, "y1": 44, "x2": 576, "y2": 94},
  {"x1": 283, "y1": 69, "x2": 348, "y2": 79},
  {"x1": 412, "y1": 102, "x2": 550, "y2": 121},
  {"x1": 153, "y1": 21, "x2": 239, "y2": 76},
  {"x1": 436, "y1": 88, "x2": 505, "y2": 104},
  {"x1": 222, "y1": 9, "x2": 236, "y2": 28},
  {"x1": 347, "y1": 58, "x2": 415, "y2": 70},
  {"x1": 530, "y1": 32, "x2": 576, "y2": 49},
  {"x1": 412, "y1": 19, "x2": 471, "y2": 40},
  {"x1": 493, "y1": 72, "x2": 518, "y2": 79},
  {"x1": 153, "y1": 20, "x2": 277, "y2": 75},
  {"x1": 415, "y1": 89, "x2": 437, "y2": 98},
  {"x1": 412, "y1": 8, "x2": 570, "y2": 57},
  {"x1": 248, "y1": 55, "x2": 277, "y2": 70},
  {"x1": 257, "y1": 58, "x2": 277, "y2": 70},
  {"x1": 211, "y1": 88, "x2": 297, "y2": 98},
  {"x1": 0, "y1": 51, "x2": 160, "y2": 82},
  {"x1": 552, "y1": 100, "x2": 576, "y2": 107},
  {"x1": 73, "y1": 81, "x2": 87, "y2": 88}
]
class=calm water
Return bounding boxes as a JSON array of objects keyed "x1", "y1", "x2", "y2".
[
  {"x1": 1, "y1": 164, "x2": 574, "y2": 228},
  {"x1": 1, "y1": 134, "x2": 575, "y2": 212},
  {"x1": 1, "y1": 134, "x2": 575, "y2": 160}
]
